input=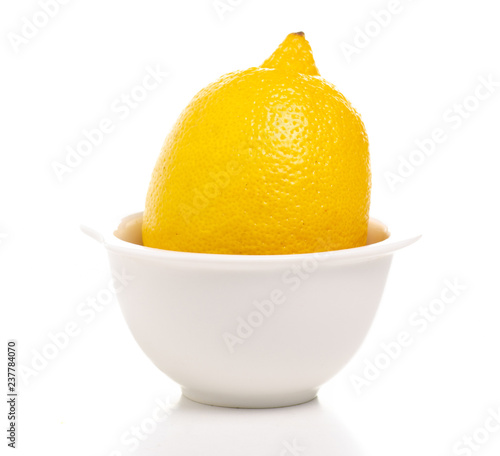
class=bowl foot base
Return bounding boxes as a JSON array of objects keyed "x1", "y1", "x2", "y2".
[{"x1": 181, "y1": 387, "x2": 318, "y2": 409}]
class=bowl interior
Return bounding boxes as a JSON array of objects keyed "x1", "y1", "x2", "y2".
[{"x1": 114, "y1": 213, "x2": 390, "y2": 248}]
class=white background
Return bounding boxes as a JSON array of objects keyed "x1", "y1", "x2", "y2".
[{"x1": 1, "y1": 0, "x2": 500, "y2": 455}]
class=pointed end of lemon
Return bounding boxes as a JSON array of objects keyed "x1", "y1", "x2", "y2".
[{"x1": 261, "y1": 32, "x2": 320, "y2": 76}]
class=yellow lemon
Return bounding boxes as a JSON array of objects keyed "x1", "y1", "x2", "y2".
[{"x1": 143, "y1": 32, "x2": 370, "y2": 254}]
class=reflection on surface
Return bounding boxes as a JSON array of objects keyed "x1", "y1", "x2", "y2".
[{"x1": 135, "y1": 394, "x2": 366, "y2": 455}]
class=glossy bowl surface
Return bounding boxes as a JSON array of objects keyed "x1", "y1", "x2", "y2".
[{"x1": 82, "y1": 213, "x2": 419, "y2": 408}]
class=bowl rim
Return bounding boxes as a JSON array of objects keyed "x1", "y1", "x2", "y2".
[{"x1": 82, "y1": 211, "x2": 420, "y2": 265}]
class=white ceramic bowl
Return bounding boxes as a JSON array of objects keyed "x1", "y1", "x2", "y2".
[{"x1": 82, "y1": 213, "x2": 419, "y2": 408}]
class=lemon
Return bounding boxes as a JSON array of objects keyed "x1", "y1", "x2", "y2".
[{"x1": 143, "y1": 32, "x2": 370, "y2": 255}]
